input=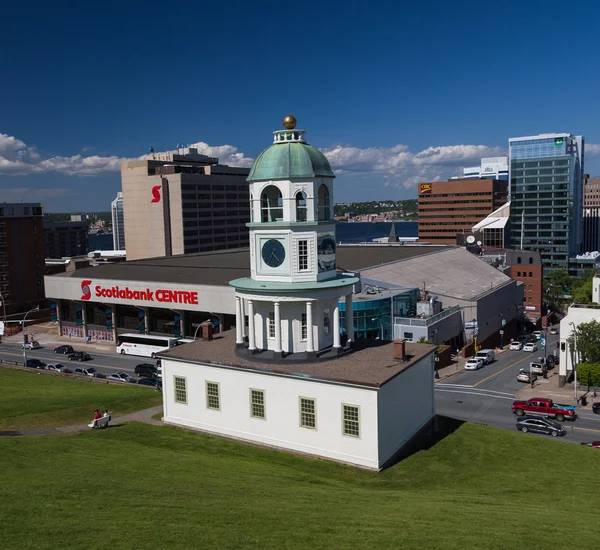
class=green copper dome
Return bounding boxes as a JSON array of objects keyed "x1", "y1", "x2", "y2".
[{"x1": 247, "y1": 122, "x2": 335, "y2": 182}]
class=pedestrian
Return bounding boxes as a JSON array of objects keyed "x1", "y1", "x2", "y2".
[
  {"x1": 103, "y1": 409, "x2": 110, "y2": 418},
  {"x1": 93, "y1": 409, "x2": 101, "y2": 421}
]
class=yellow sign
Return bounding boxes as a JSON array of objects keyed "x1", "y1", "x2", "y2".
[{"x1": 419, "y1": 183, "x2": 432, "y2": 194}]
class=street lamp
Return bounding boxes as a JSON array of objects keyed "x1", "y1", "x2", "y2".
[
  {"x1": 569, "y1": 321, "x2": 578, "y2": 405},
  {"x1": 22, "y1": 306, "x2": 40, "y2": 364}
]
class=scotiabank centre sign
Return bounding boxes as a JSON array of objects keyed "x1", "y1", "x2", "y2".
[{"x1": 80, "y1": 279, "x2": 199, "y2": 305}]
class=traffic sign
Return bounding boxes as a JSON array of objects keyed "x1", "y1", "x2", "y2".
[
  {"x1": 499, "y1": 330, "x2": 504, "y2": 335},
  {"x1": 540, "y1": 338, "x2": 546, "y2": 349}
]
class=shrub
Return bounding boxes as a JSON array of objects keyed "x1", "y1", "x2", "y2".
[{"x1": 576, "y1": 363, "x2": 600, "y2": 388}]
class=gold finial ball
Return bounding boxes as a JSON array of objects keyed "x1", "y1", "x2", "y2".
[{"x1": 282, "y1": 114, "x2": 297, "y2": 129}]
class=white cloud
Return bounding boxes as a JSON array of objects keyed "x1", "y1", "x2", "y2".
[
  {"x1": 586, "y1": 143, "x2": 600, "y2": 156},
  {"x1": 323, "y1": 143, "x2": 507, "y2": 189},
  {"x1": 0, "y1": 133, "x2": 254, "y2": 176}
]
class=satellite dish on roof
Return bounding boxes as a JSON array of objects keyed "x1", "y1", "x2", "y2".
[{"x1": 466, "y1": 235, "x2": 475, "y2": 244}]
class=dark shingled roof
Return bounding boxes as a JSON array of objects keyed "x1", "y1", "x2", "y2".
[
  {"x1": 50, "y1": 245, "x2": 449, "y2": 287},
  {"x1": 161, "y1": 330, "x2": 436, "y2": 387}
]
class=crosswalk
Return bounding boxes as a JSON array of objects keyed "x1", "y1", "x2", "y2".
[{"x1": 435, "y1": 383, "x2": 516, "y2": 401}]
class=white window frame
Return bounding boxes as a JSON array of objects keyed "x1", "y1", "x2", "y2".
[
  {"x1": 250, "y1": 388, "x2": 266, "y2": 419},
  {"x1": 174, "y1": 376, "x2": 187, "y2": 405},
  {"x1": 206, "y1": 381, "x2": 220, "y2": 411},
  {"x1": 299, "y1": 397, "x2": 316, "y2": 429},
  {"x1": 342, "y1": 404, "x2": 360, "y2": 438},
  {"x1": 301, "y1": 313, "x2": 307, "y2": 341},
  {"x1": 298, "y1": 239, "x2": 309, "y2": 271},
  {"x1": 268, "y1": 312, "x2": 275, "y2": 339}
]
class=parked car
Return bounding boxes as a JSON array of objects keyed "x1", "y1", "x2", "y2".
[
  {"x1": 138, "y1": 377, "x2": 162, "y2": 389},
  {"x1": 529, "y1": 362, "x2": 545, "y2": 375},
  {"x1": 532, "y1": 331, "x2": 542, "y2": 340},
  {"x1": 26, "y1": 358, "x2": 46, "y2": 369},
  {"x1": 54, "y1": 345, "x2": 75, "y2": 355},
  {"x1": 73, "y1": 367, "x2": 98, "y2": 377},
  {"x1": 512, "y1": 397, "x2": 577, "y2": 422},
  {"x1": 45, "y1": 363, "x2": 66, "y2": 372},
  {"x1": 21, "y1": 341, "x2": 41, "y2": 350},
  {"x1": 464, "y1": 358, "x2": 484, "y2": 371},
  {"x1": 516, "y1": 416, "x2": 566, "y2": 437},
  {"x1": 509, "y1": 341, "x2": 523, "y2": 351},
  {"x1": 580, "y1": 441, "x2": 600, "y2": 448},
  {"x1": 549, "y1": 328, "x2": 559, "y2": 335},
  {"x1": 61, "y1": 367, "x2": 73, "y2": 374},
  {"x1": 107, "y1": 372, "x2": 136, "y2": 383},
  {"x1": 523, "y1": 342, "x2": 538, "y2": 352},
  {"x1": 517, "y1": 369, "x2": 536, "y2": 383},
  {"x1": 475, "y1": 349, "x2": 495, "y2": 365},
  {"x1": 135, "y1": 363, "x2": 157, "y2": 378},
  {"x1": 68, "y1": 352, "x2": 92, "y2": 362},
  {"x1": 593, "y1": 402, "x2": 600, "y2": 415}
]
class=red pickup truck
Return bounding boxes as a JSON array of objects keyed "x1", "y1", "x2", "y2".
[{"x1": 512, "y1": 398, "x2": 577, "y2": 422}]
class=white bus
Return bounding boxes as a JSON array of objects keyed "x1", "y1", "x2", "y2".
[{"x1": 116, "y1": 333, "x2": 180, "y2": 358}]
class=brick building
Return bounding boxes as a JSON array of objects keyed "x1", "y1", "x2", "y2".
[
  {"x1": 418, "y1": 179, "x2": 508, "y2": 244},
  {"x1": 0, "y1": 203, "x2": 45, "y2": 315}
]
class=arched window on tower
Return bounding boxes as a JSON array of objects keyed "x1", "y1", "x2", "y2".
[
  {"x1": 261, "y1": 185, "x2": 283, "y2": 222},
  {"x1": 295, "y1": 191, "x2": 307, "y2": 222},
  {"x1": 317, "y1": 184, "x2": 331, "y2": 221}
]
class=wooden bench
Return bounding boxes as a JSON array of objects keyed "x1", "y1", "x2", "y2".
[{"x1": 88, "y1": 415, "x2": 111, "y2": 429}]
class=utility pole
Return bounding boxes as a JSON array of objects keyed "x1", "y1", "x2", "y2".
[{"x1": 569, "y1": 321, "x2": 578, "y2": 405}]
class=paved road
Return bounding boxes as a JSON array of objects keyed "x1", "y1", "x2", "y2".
[
  {"x1": 435, "y1": 335, "x2": 600, "y2": 445},
  {"x1": 0, "y1": 342, "x2": 146, "y2": 377}
]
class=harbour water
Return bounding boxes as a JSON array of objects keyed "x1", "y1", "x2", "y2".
[{"x1": 87, "y1": 222, "x2": 418, "y2": 251}]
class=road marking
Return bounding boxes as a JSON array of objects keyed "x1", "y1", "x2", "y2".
[
  {"x1": 473, "y1": 354, "x2": 531, "y2": 387},
  {"x1": 435, "y1": 389, "x2": 515, "y2": 400},
  {"x1": 435, "y1": 383, "x2": 474, "y2": 388},
  {"x1": 437, "y1": 384, "x2": 515, "y2": 397},
  {"x1": 574, "y1": 426, "x2": 600, "y2": 434}
]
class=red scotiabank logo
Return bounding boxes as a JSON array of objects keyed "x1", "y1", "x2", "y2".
[
  {"x1": 81, "y1": 280, "x2": 92, "y2": 301},
  {"x1": 151, "y1": 185, "x2": 161, "y2": 203}
]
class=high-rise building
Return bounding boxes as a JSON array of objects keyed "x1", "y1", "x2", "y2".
[
  {"x1": 418, "y1": 179, "x2": 508, "y2": 244},
  {"x1": 111, "y1": 192, "x2": 125, "y2": 251},
  {"x1": 460, "y1": 157, "x2": 509, "y2": 180},
  {"x1": 121, "y1": 147, "x2": 250, "y2": 261},
  {"x1": 508, "y1": 133, "x2": 584, "y2": 272},
  {"x1": 583, "y1": 175, "x2": 600, "y2": 206},
  {"x1": 0, "y1": 203, "x2": 45, "y2": 314},
  {"x1": 43, "y1": 216, "x2": 89, "y2": 258}
]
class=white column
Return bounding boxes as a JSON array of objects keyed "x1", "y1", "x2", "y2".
[
  {"x1": 274, "y1": 301, "x2": 282, "y2": 353},
  {"x1": 306, "y1": 301, "x2": 314, "y2": 353},
  {"x1": 333, "y1": 302, "x2": 341, "y2": 348},
  {"x1": 345, "y1": 294, "x2": 354, "y2": 343},
  {"x1": 235, "y1": 296, "x2": 243, "y2": 344},
  {"x1": 248, "y1": 300, "x2": 256, "y2": 350},
  {"x1": 241, "y1": 298, "x2": 246, "y2": 338}
]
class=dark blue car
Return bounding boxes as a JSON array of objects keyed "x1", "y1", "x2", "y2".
[{"x1": 26, "y1": 359, "x2": 46, "y2": 369}]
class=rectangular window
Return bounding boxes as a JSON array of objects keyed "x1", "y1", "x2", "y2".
[
  {"x1": 174, "y1": 376, "x2": 187, "y2": 404},
  {"x1": 517, "y1": 271, "x2": 521, "y2": 277},
  {"x1": 250, "y1": 389, "x2": 265, "y2": 419},
  {"x1": 298, "y1": 240, "x2": 309, "y2": 271},
  {"x1": 301, "y1": 313, "x2": 307, "y2": 340},
  {"x1": 323, "y1": 308, "x2": 330, "y2": 335},
  {"x1": 342, "y1": 404, "x2": 360, "y2": 437},
  {"x1": 268, "y1": 312, "x2": 275, "y2": 338},
  {"x1": 529, "y1": 272, "x2": 533, "y2": 277},
  {"x1": 528, "y1": 296, "x2": 532, "y2": 303},
  {"x1": 206, "y1": 381, "x2": 220, "y2": 410},
  {"x1": 300, "y1": 397, "x2": 316, "y2": 429},
  {"x1": 403, "y1": 331, "x2": 414, "y2": 341},
  {"x1": 529, "y1": 285, "x2": 532, "y2": 291}
]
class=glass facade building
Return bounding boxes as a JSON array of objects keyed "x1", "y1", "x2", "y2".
[
  {"x1": 111, "y1": 192, "x2": 125, "y2": 251},
  {"x1": 339, "y1": 288, "x2": 420, "y2": 341},
  {"x1": 509, "y1": 134, "x2": 584, "y2": 273}
]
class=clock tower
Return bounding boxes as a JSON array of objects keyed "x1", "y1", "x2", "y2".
[{"x1": 230, "y1": 116, "x2": 358, "y2": 360}]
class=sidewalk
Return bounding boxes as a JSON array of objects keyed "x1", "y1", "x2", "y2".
[
  {"x1": 0, "y1": 405, "x2": 164, "y2": 437},
  {"x1": 516, "y1": 370, "x2": 600, "y2": 410}
]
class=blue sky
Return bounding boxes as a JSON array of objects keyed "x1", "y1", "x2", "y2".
[{"x1": 2, "y1": 0, "x2": 600, "y2": 211}]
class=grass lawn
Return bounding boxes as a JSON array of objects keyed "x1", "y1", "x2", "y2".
[
  {"x1": 0, "y1": 368, "x2": 163, "y2": 430},
  {"x1": 1, "y1": 421, "x2": 599, "y2": 549}
]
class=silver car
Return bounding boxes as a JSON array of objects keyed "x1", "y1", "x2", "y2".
[{"x1": 108, "y1": 372, "x2": 136, "y2": 383}]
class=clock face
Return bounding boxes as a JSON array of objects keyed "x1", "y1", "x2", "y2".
[{"x1": 261, "y1": 239, "x2": 286, "y2": 268}]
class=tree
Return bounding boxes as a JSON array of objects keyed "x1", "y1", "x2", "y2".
[
  {"x1": 571, "y1": 320, "x2": 600, "y2": 364},
  {"x1": 544, "y1": 269, "x2": 571, "y2": 310},
  {"x1": 571, "y1": 268, "x2": 595, "y2": 305}
]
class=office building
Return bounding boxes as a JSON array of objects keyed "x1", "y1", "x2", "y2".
[
  {"x1": 508, "y1": 133, "x2": 584, "y2": 272},
  {"x1": 111, "y1": 192, "x2": 125, "y2": 251},
  {"x1": 43, "y1": 216, "x2": 89, "y2": 258},
  {"x1": 0, "y1": 203, "x2": 45, "y2": 315},
  {"x1": 583, "y1": 175, "x2": 600, "y2": 206},
  {"x1": 459, "y1": 157, "x2": 509, "y2": 180},
  {"x1": 418, "y1": 179, "x2": 508, "y2": 244},
  {"x1": 121, "y1": 147, "x2": 250, "y2": 261}
]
